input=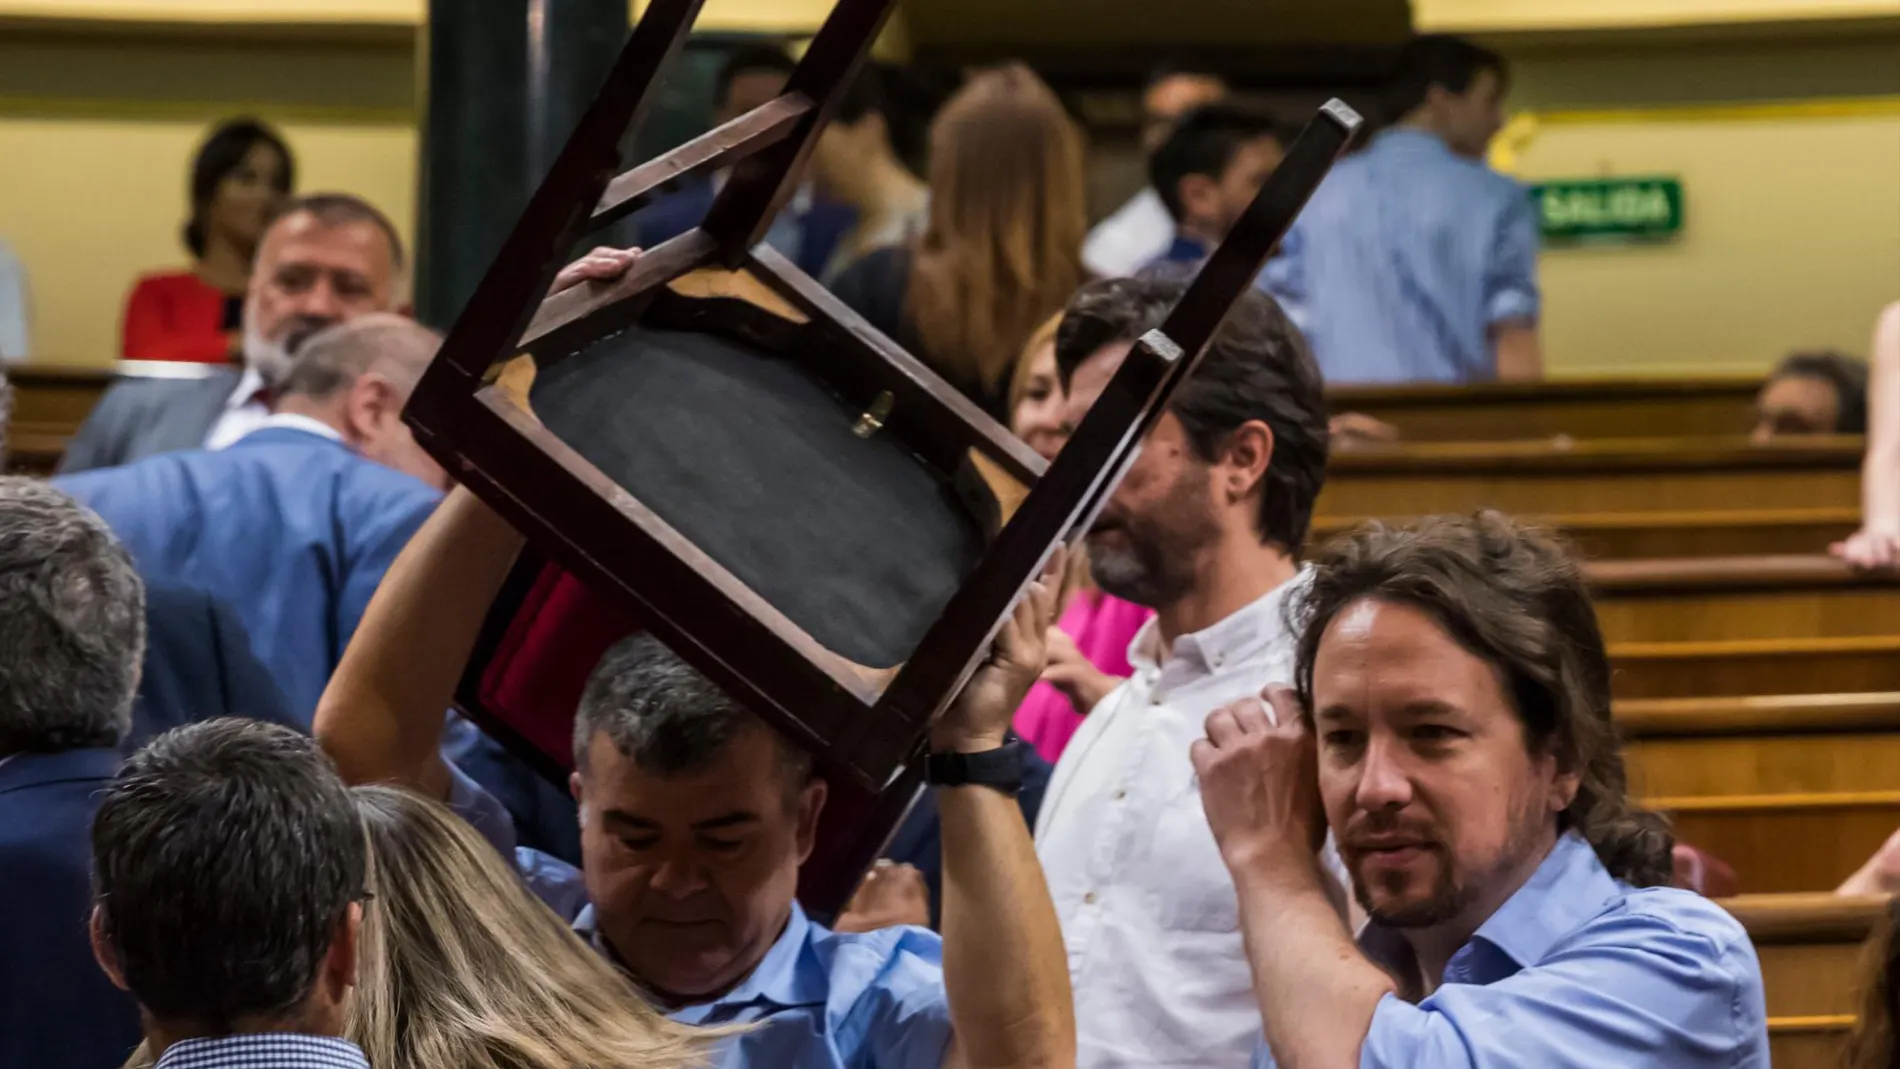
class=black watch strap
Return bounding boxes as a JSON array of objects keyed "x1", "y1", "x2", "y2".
[{"x1": 925, "y1": 740, "x2": 1026, "y2": 795}]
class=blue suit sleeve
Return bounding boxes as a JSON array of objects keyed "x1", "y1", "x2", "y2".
[
  {"x1": 1353, "y1": 908, "x2": 1764, "y2": 1069},
  {"x1": 335, "y1": 487, "x2": 439, "y2": 670},
  {"x1": 204, "y1": 591, "x2": 300, "y2": 730},
  {"x1": 57, "y1": 382, "x2": 140, "y2": 474}
]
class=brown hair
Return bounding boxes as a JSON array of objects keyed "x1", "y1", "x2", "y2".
[
  {"x1": 906, "y1": 65, "x2": 1088, "y2": 399},
  {"x1": 1845, "y1": 896, "x2": 1900, "y2": 1069},
  {"x1": 1005, "y1": 311, "x2": 1066, "y2": 423},
  {"x1": 1292, "y1": 511, "x2": 1675, "y2": 887}
]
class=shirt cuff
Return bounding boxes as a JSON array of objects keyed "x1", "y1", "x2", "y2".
[{"x1": 1487, "y1": 289, "x2": 1539, "y2": 326}]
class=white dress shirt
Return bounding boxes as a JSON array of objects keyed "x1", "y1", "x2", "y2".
[
  {"x1": 1035, "y1": 570, "x2": 1320, "y2": 1069},
  {"x1": 1081, "y1": 187, "x2": 1176, "y2": 279},
  {"x1": 203, "y1": 365, "x2": 271, "y2": 451}
]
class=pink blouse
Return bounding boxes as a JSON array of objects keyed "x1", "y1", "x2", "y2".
[{"x1": 1013, "y1": 589, "x2": 1154, "y2": 764}]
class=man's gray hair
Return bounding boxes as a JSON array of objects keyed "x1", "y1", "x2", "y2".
[
  {"x1": 278, "y1": 313, "x2": 442, "y2": 403},
  {"x1": 0, "y1": 478, "x2": 144, "y2": 752},
  {"x1": 573, "y1": 634, "x2": 813, "y2": 791}
]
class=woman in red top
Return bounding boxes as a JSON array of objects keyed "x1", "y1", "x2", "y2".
[{"x1": 121, "y1": 118, "x2": 295, "y2": 364}]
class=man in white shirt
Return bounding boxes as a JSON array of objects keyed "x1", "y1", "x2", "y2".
[
  {"x1": 1034, "y1": 275, "x2": 1331, "y2": 1069},
  {"x1": 60, "y1": 193, "x2": 406, "y2": 473},
  {"x1": 1082, "y1": 68, "x2": 1228, "y2": 278}
]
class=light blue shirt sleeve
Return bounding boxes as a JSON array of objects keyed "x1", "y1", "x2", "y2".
[
  {"x1": 1255, "y1": 903, "x2": 1765, "y2": 1069},
  {"x1": 840, "y1": 928, "x2": 954, "y2": 1069},
  {"x1": 1484, "y1": 187, "x2": 1541, "y2": 327}
]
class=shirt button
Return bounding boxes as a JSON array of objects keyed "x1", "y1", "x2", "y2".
[
  {"x1": 1113, "y1": 789, "x2": 1127, "y2": 801},
  {"x1": 1084, "y1": 891, "x2": 1098, "y2": 905}
]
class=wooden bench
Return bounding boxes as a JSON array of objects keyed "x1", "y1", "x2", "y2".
[
  {"x1": 1328, "y1": 376, "x2": 1764, "y2": 442},
  {"x1": 1721, "y1": 893, "x2": 1885, "y2": 1069},
  {"x1": 1612, "y1": 636, "x2": 1900, "y2": 699},
  {"x1": 1591, "y1": 556, "x2": 1900, "y2": 644},
  {"x1": 1623, "y1": 694, "x2": 1900, "y2": 892},
  {"x1": 1311, "y1": 507, "x2": 1860, "y2": 561},
  {"x1": 4, "y1": 364, "x2": 113, "y2": 474},
  {"x1": 1316, "y1": 437, "x2": 1861, "y2": 520}
]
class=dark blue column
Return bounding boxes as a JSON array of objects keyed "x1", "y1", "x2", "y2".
[{"x1": 416, "y1": 0, "x2": 628, "y2": 329}]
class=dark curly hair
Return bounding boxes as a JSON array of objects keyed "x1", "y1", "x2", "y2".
[{"x1": 1292, "y1": 511, "x2": 1675, "y2": 887}]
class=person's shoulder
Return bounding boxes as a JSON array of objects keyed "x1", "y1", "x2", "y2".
[
  {"x1": 1569, "y1": 883, "x2": 1760, "y2": 977},
  {"x1": 335, "y1": 458, "x2": 443, "y2": 523},
  {"x1": 807, "y1": 918, "x2": 945, "y2": 990}
]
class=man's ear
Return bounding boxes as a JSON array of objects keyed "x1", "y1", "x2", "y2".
[
  {"x1": 343, "y1": 373, "x2": 401, "y2": 440},
  {"x1": 320, "y1": 901, "x2": 363, "y2": 1001},
  {"x1": 793, "y1": 778, "x2": 829, "y2": 866},
  {"x1": 89, "y1": 905, "x2": 130, "y2": 992},
  {"x1": 1221, "y1": 418, "x2": 1276, "y2": 505}
]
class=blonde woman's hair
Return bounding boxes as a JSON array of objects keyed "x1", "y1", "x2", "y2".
[
  {"x1": 346, "y1": 785, "x2": 719, "y2": 1069},
  {"x1": 1005, "y1": 312, "x2": 1067, "y2": 426},
  {"x1": 125, "y1": 785, "x2": 719, "y2": 1069},
  {"x1": 1006, "y1": 310, "x2": 1092, "y2": 611},
  {"x1": 907, "y1": 64, "x2": 1088, "y2": 400}
]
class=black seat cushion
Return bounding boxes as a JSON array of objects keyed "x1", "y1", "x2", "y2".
[{"x1": 533, "y1": 325, "x2": 988, "y2": 669}]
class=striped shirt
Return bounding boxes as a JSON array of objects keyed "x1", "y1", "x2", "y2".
[{"x1": 153, "y1": 1034, "x2": 369, "y2": 1069}]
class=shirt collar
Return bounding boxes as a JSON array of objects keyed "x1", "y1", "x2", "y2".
[
  {"x1": 246, "y1": 412, "x2": 345, "y2": 443},
  {"x1": 576, "y1": 901, "x2": 826, "y2": 1023},
  {"x1": 224, "y1": 366, "x2": 265, "y2": 411},
  {"x1": 1127, "y1": 567, "x2": 1311, "y2": 680},
  {"x1": 154, "y1": 1034, "x2": 369, "y2": 1069},
  {"x1": 1360, "y1": 831, "x2": 1622, "y2": 987}
]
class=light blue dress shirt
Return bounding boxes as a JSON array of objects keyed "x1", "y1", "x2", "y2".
[
  {"x1": 1260, "y1": 128, "x2": 1541, "y2": 385},
  {"x1": 448, "y1": 764, "x2": 955, "y2": 1069},
  {"x1": 1252, "y1": 832, "x2": 1769, "y2": 1069}
]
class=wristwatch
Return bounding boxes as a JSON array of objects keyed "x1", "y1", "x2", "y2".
[{"x1": 925, "y1": 739, "x2": 1027, "y2": 796}]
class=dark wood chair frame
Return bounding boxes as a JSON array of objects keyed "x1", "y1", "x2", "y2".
[{"x1": 404, "y1": 0, "x2": 1363, "y2": 792}]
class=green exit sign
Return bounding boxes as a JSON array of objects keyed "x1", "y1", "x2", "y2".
[{"x1": 1530, "y1": 176, "x2": 1684, "y2": 244}]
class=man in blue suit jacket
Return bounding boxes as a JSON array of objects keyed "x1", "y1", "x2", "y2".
[
  {"x1": 0, "y1": 477, "x2": 148, "y2": 1069},
  {"x1": 130, "y1": 580, "x2": 300, "y2": 751},
  {"x1": 57, "y1": 315, "x2": 445, "y2": 723}
]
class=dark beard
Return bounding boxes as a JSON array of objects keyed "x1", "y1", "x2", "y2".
[
  {"x1": 1352, "y1": 845, "x2": 1477, "y2": 929},
  {"x1": 1086, "y1": 465, "x2": 1220, "y2": 609},
  {"x1": 1351, "y1": 792, "x2": 1554, "y2": 930}
]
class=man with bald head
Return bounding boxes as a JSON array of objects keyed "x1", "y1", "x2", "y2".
[
  {"x1": 61, "y1": 192, "x2": 406, "y2": 472},
  {"x1": 56, "y1": 314, "x2": 444, "y2": 722}
]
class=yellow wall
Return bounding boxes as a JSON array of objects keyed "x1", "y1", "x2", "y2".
[
  {"x1": 0, "y1": 116, "x2": 417, "y2": 366},
  {"x1": 1418, "y1": 0, "x2": 1900, "y2": 33},
  {"x1": 0, "y1": 23, "x2": 417, "y2": 366},
  {"x1": 1515, "y1": 105, "x2": 1900, "y2": 375},
  {"x1": 1497, "y1": 37, "x2": 1900, "y2": 376},
  {"x1": 0, "y1": 0, "x2": 841, "y2": 33}
]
